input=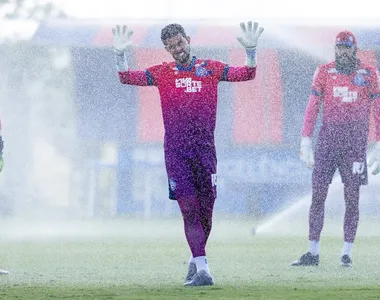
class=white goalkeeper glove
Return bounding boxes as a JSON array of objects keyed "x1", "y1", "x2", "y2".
[
  {"x1": 300, "y1": 137, "x2": 315, "y2": 169},
  {"x1": 237, "y1": 21, "x2": 264, "y2": 67},
  {"x1": 368, "y1": 142, "x2": 380, "y2": 175},
  {"x1": 112, "y1": 24, "x2": 133, "y2": 71},
  {"x1": 112, "y1": 24, "x2": 133, "y2": 53}
]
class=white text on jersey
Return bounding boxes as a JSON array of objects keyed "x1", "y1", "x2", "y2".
[
  {"x1": 333, "y1": 86, "x2": 358, "y2": 103},
  {"x1": 175, "y1": 78, "x2": 202, "y2": 93}
]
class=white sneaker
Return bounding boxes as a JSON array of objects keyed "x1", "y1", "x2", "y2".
[
  {"x1": 0, "y1": 269, "x2": 9, "y2": 275},
  {"x1": 183, "y1": 270, "x2": 214, "y2": 286},
  {"x1": 340, "y1": 255, "x2": 352, "y2": 267},
  {"x1": 184, "y1": 262, "x2": 197, "y2": 285}
]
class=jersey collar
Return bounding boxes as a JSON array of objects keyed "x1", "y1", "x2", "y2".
[{"x1": 176, "y1": 56, "x2": 196, "y2": 71}]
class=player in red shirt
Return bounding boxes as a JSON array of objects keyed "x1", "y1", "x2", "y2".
[
  {"x1": 112, "y1": 21, "x2": 263, "y2": 285},
  {"x1": 0, "y1": 118, "x2": 8, "y2": 275},
  {"x1": 292, "y1": 31, "x2": 380, "y2": 267}
]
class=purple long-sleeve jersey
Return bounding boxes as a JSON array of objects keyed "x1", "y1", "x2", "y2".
[{"x1": 119, "y1": 56, "x2": 256, "y2": 149}]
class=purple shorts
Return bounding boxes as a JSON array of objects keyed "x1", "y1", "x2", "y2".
[
  {"x1": 312, "y1": 133, "x2": 368, "y2": 188},
  {"x1": 164, "y1": 148, "x2": 217, "y2": 200}
]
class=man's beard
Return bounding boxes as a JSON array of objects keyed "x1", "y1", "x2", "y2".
[
  {"x1": 175, "y1": 51, "x2": 191, "y2": 65},
  {"x1": 335, "y1": 53, "x2": 357, "y2": 74}
]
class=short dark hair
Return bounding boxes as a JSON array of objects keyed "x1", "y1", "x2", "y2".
[{"x1": 161, "y1": 24, "x2": 187, "y2": 43}]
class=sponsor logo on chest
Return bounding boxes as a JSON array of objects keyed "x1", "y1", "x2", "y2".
[
  {"x1": 333, "y1": 86, "x2": 358, "y2": 103},
  {"x1": 175, "y1": 77, "x2": 202, "y2": 93}
]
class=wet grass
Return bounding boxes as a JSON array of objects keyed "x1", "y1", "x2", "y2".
[{"x1": 0, "y1": 219, "x2": 379, "y2": 299}]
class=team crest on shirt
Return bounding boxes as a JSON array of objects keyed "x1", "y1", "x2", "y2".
[
  {"x1": 195, "y1": 66, "x2": 209, "y2": 77},
  {"x1": 194, "y1": 62, "x2": 213, "y2": 77},
  {"x1": 353, "y1": 72, "x2": 368, "y2": 86},
  {"x1": 169, "y1": 179, "x2": 176, "y2": 191}
]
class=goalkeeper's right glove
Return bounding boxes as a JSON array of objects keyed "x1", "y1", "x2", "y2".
[
  {"x1": 300, "y1": 137, "x2": 315, "y2": 168},
  {"x1": 368, "y1": 142, "x2": 380, "y2": 175},
  {"x1": 111, "y1": 24, "x2": 133, "y2": 71}
]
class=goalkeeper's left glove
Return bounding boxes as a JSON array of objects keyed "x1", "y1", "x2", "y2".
[
  {"x1": 237, "y1": 21, "x2": 264, "y2": 67},
  {"x1": 368, "y1": 142, "x2": 380, "y2": 175},
  {"x1": 300, "y1": 137, "x2": 315, "y2": 169}
]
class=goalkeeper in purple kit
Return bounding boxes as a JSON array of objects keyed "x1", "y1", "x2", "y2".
[
  {"x1": 112, "y1": 21, "x2": 263, "y2": 285},
  {"x1": 292, "y1": 31, "x2": 380, "y2": 267}
]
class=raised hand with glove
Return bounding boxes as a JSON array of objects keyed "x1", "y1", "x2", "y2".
[
  {"x1": 236, "y1": 21, "x2": 264, "y2": 67},
  {"x1": 112, "y1": 24, "x2": 134, "y2": 71}
]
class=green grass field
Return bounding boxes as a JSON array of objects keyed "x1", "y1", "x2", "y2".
[{"x1": 1, "y1": 218, "x2": 380, "y2": 299}]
